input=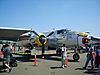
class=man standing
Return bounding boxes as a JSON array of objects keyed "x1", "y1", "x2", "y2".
[
  {"x1": 61, "y1": 44, "x2": 67, "y2": 68},
  {"x1": 83, "y1": 45, "x2": 94, "y2": 69},
  {"x1": 2, "y1": 44, "x2": 12, "y2": 72}
]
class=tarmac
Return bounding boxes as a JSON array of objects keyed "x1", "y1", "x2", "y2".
[{"x1": 0, "y1": 50, "x2": 99, "y2": 75}]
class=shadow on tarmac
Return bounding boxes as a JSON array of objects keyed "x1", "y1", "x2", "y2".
[
  {"x1": 0, "y1": 66, "x2": 6, "y2": 73},
  {"x1": 34, "y1": 54, "x2": 79, "y2": 62},
  {"x1": 84, "y1": 69, "x2": 98, "y2": 75},
  {"x1": 0, "y1": 53, "x2": 79, "y2": 64},
  {"x1": 11, "y1": 53, "x2": 79, "y2": 62},
  {"x1": 75, "y1": 67, "x2": 98, "y2": 75},
  {"x1": 50, "y1": 66, "x2": 63, "y2": 69},
  {"x1": 14, "y1": 57, "x2": 34, "y2": 62},
  {"x1": 50, "y1": 66, "x2": 70, "y2": 69}
]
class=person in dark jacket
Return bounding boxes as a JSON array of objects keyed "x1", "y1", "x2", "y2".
[
  {"x1": 2, "y1": 44, "x2": 12, "y2": 72},
  {"x1": 83, "y1": 45, "x2": 94, "y2": 69}
]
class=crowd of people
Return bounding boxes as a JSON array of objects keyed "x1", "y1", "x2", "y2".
[
  {"x1": 0, "y1": 43, "x2": 100, "y2": 74},
  {"x1": 83, "y1": 45, "x2": 100, "y2": 69},
  {"x1": 60, "y1": 43, "x2": 100, "y2": 75}
]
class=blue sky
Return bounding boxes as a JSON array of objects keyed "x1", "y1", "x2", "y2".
[{"x1": 0, "y1": 0, "x2": 100, "y2": 37}]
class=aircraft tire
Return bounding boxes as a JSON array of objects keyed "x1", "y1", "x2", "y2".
[
  {"x1": 24, "y1": 50, "x2": 31, "y2": 59},
  {"x1": 73, "y1": 53, "x2": 80, "y2": 61},
  {"x1": 56, "y1": 48, "x2": 61, "y2": 54}
]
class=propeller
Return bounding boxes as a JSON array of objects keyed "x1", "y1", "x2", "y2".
[
  {"x1": 31, "y1": 31, "x2": 39, "y2": 36},
  {"x1": 31, "y1": 31, "x2": 54, "y2": 58},
  {"x1": 46, "y1": 31, "x2": 54, "y2": 37},
  {"x1": 31, "y1": 31, "x2": 54, "y2": 45}
]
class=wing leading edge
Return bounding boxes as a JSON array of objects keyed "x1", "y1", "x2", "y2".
[{"x1": 0, "y1": 27, "x2": 32, "y2": 41}]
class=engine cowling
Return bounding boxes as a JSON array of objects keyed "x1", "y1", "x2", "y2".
[
  {"x1": 36, "y1": 33, "x2": 47, "y2": 46},
  {"x1": 82, "y1": 38, "x2": 90, "y2": 44}
]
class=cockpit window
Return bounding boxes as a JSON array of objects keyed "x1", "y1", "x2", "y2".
[{"x1": 57, "y1": 30, "x2": 66, "y2": 34}]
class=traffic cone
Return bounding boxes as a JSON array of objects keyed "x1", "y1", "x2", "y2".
[
  {"x1": 66, "y1": 53, "x2": 68, "y2": 66},
  {"x1": 34, "y1": 53, "x2": 37, "y2": 66},
  {"x1": 92, "y1": 52, "x2": 96, "y2": 67}
]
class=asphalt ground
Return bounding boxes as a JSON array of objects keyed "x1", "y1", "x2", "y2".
[{"x1": 0, "y1": 50, "x2": 99, "y2": 75}]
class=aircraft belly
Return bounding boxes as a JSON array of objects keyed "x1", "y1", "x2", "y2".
[
  {"x1": 46, "y1": 39, "x2": 58, "y2": 48},
  {"x1": 18, "y1": 39, "x2": 35, "y2": 46}
]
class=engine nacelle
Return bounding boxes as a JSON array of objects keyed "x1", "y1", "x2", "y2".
[
  {"x1": 82, "y1": 38, "x2": 90, "y2": 44},
  {"x1": 36, "y1": 33, "x2": 47, "y2": 46}
]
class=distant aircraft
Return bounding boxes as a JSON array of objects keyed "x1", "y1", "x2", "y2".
[{"x1": 0, "y1": 27, "x2": 100, "y2": 60}]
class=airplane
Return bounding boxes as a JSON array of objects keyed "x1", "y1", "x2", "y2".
[
  {"x1": 0, "y1": 27, "x2": 100, "y2": 61},
  {"x1": 17, "y1": 28, "x2": 100, "y2": 61}
]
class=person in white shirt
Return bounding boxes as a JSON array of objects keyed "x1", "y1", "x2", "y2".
[{"x1": 61, "y1": 44, "x2": 67, "y2": 68}]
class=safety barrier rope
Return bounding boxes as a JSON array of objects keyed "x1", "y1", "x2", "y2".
[
  {"x1": 10, "y1": 52, "x2": 78, "y2": 55},
  {"x1": 10, "y1": 52, "x2": 57, "y2": 55}
]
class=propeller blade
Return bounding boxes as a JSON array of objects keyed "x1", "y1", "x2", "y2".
[
  {"x1": 46, "y1": 32, "x2": 54, "y2": 37},
  {"x1": 31, "y1": 31, "x2": 39, "y2": 36}
]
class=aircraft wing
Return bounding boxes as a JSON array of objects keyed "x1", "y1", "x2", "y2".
[
  {"x1": 91, "y1": 36, "x2": 100, "y2": 41},
  {"x1": 90, "y1": 36, "x2": 100, "y2": 45},
  {"x1": 0, "y1": 27, "x2": 32, "y2": 41}
]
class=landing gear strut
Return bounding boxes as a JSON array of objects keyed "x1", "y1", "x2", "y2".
[
  {"x1": 42, "y1": 44, "x2": 45, "y2": 58},
  {"x1": 24, "y1": 50, "x2": 31, "y2": 59}
]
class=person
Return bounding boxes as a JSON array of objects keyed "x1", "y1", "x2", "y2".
[
  {"x1": 83, "y1": 45, "x2": 94, "y2": 69},
  {"x1": 2, "y1": 44, "x2": 12, "y2": 72},
  {"x1": 95, "y1": 46, "x2": 100, "y2": 68},
  {"x1": 61, "y1": 44, "x2": 67, "y2": 68}
]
